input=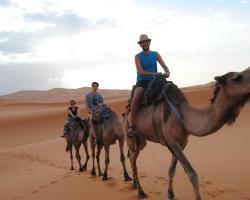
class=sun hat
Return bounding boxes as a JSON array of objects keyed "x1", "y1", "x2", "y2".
[{"x1": 137, "y1": 34, "x2": 151, "y2": 44}]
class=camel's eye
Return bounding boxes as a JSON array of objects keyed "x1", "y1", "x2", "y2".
[{"x1": 232, "y1": 74, "x2": 243, "y2": 83}]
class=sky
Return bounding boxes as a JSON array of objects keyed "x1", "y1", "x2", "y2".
[{"x1": 0, "y1": 0, "x2": 250, "y2": 95}]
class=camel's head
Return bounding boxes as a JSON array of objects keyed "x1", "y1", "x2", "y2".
[
  {"x1": 211, "y1": 67, "x2": 250, "y2": 125},
  {"x1": 214, "y1": 67, "x2": 250, "y2": 99}
]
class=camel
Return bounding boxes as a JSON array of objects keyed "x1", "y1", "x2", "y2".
[
  {"x1": 122, "y1": 67, "x2": 250, "y2": 200},
  {"x1": 89, "y1": 105, "x2": 132, "y2": 181},
  {"x1": 64, "y1": 117, "x2": 90, "y2": 172}
]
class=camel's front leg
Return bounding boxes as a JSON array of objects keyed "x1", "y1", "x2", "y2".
[
  {"x1": 103, "y1": 144, "x2": 110, "y2": 180},
  {"x1": 168, "y1": 142, "x2": 201, "y2": 200},
  {"x1": 96, "y1": 145, "x2": 103, "y2": 176},
  {"x1": 129, "y1": 149, "x2": 148, "y2": 199},
  {"x1": 90, "y1": 140, "x2": 96, "y2": 176},
  {"x1": 118, "y1": 137, "x2": 132, "y2": 181},
  {"x1": 74, "y1": 144, "x2": 83, "y2": 172},
  {"x1": 82, "y1": 141, "x2": 90, "y2": 171},
  {"x1": 67, "y1": 144, "x2": 74, "y2": 170}
]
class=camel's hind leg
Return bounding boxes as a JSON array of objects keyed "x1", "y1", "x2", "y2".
[
  {"x1": 118, "y1": 137, "x2": 132, "y2": 181},
  {"x1": 74, "y1": 144, "x2": 83, "y2": 172},
  {"x1": 168, "y1": 142, "x2": 201, "y2": 200},
  {"x1": 167, "y1": 156, "x2": 177, "y2": 200},
  {"x1": 81, "y1": 141, "x2": 90, "y2": 171}
]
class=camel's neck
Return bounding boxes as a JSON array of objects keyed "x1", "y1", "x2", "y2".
[{"x1": 180, "y1": 91, "x2": 232, "y2": 136}]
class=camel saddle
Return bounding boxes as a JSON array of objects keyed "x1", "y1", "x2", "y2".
[
  {"x1": 129, "y1": 75, "x2": 184, "y2": 107},
  {"x1": 129, "y1": 75, "x2": 185, "y2": 122}
]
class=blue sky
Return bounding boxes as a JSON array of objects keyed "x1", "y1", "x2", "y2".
[{"x1": 0, "y1": 0, "x2": 249, "y2": 95}]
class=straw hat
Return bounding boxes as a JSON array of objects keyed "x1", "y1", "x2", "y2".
[{"x1": 137, "y1": 34, "x2": 151, "y2": 44}]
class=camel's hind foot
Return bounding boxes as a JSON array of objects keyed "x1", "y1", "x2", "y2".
[
  {"x1": 81, "y1": 165, "x2": 87, "y2": 171},
  {"x1": 102, "y1": 172, "x2": 108, "y2": 181},
  {"x1": 91, "y1": 169, "x2": 96, "y2": 176},
  {"x1": 124, "y1": 172, "x2": 132, "y2": 182},
  {"x1": 79, "y1": 167, "x2": 84, "y2": 172},
  {"x1": 138, "y1": 190, "x2": 148, "y2": 199},
  {"x1": 168, "y1": 190, "x2": 175, "y2": 200}
]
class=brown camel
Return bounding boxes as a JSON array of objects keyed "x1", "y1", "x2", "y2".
[
  {"x1": 90, "y1": 105, "x2": 132, "y2": 181},
  {"x1": 123, "y1": 67, "x2": 250, "y2": 200},
  {"x1": 64, "y1": 117, "x2": 90, "y2": 172}
]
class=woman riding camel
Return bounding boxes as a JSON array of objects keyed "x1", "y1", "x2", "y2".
[
  {"x1": 127, "y1": 34, "x2": 170, "y2": 138},
  {"x1": 61, "y1": 100, "x2": 80, "y2": 137}
]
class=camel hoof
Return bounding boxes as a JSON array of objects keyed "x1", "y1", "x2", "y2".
[
  {"x1": 102, "y1": 173, "x2": 108, "y2": 181},
  {"x1": 139, "y1": 191, "x2": 148, "y2": 199},
  {"x1": 124, "y1": 172, "x2": 132, "y2": 182},
  {"x1": 91, "y1": 170, "x2": 96, "y2": 176},
  {"x1": 70, "y1": 167, "x2": 74, "y2": 170},
  {"x1": 81, "y1": 165, "x2": 87, "y2": 172},
  {"x1": 168, "y1": 191, "x2": 175, "y2": 200},
  {"x1": 81, "y1": 166, "x2": 87, "y2": 171},
  {"x1": 98, "y1": 172, "x2": 103, "y2": 177},
  {"x1": 131, "y1": 180, "x2": 137, "y2": 189},
  {"x1": 79, "y1": 167, "x2": 84, "y2": 172}
]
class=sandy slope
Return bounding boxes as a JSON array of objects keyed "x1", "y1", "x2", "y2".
[{"x1": 0, "y1": 87, "x2": 250, "y2": 200}]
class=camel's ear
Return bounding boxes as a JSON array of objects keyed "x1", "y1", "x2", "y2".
[{"x1": 214, "y1": 75, "x2": 226, "y2": 86}]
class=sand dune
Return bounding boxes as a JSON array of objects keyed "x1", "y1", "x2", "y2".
[
  {"x1": 0, "y1": 87, "x2": 130, "y2": 103},
  {"x1": 0, "y1": 86, "x2": 250, "y2": 200}
]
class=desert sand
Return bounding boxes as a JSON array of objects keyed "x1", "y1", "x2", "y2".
[{"x1": 0, "y1": 86, "x2": 250, "y2": 200}]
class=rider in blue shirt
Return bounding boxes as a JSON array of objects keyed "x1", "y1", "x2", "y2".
[{"x1": 127, "y1": 34, "x2": 170, "y2": 138}]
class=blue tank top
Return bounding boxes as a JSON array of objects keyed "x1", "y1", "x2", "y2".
[{"x1": 136, "y1": 51, "x2": 158, "y2": 82}]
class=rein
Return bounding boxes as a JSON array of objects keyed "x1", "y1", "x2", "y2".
[{"x1": 162, "y1": 86, "x2": 184, "y2": 127}]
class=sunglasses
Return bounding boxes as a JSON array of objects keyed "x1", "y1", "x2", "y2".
[{"x1": 92, "y1": 85, "x2": 98, "y2": 88}]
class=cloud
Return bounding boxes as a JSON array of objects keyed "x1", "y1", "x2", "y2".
[
  {"x1": 0, "y1": 60, "x2": 98, "y2": 95},
  {"x1": 0, "y1": 8, "x2": 118, "y2": 56},
  {"x1": 0, "y1": 62, "x2": 64, "y2": 95},
  {"x1": 23, "y1": 10, "x2": 89, "y2": 33},
  {"x1": 240, "y1": 0, "x2": 248, "y2": 4},
  {"x1": 0, "y1": 31, "x2": 39, "y2": 54},
  {"x1": 0, "y1": 10, "x2": 92, "y2": 55},
  {"x1": 0, "y1": 0, "x2": 11, "y2": 7}
]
